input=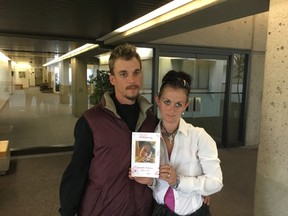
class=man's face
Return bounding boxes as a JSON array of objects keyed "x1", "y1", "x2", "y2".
[{"x1": 110, "y1": 57, "x2": 143, "y2": 104}]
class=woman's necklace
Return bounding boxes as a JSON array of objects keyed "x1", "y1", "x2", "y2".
[{"x1": 161, "y1": 123, "x2": 178, "y2": 144}]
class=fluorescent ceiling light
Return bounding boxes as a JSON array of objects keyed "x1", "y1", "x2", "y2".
[
  {"x1": 97, "y1": 47, "x2": 153, "y2": 65},
  {"x1": 98, "y1": 53, "x2": 110, "y2": 65},
  {"x1": 116, "y1": 0, "x2": 193, "y2": 33},
  {"x1": 0, "y1": 51, "x2": 10, "y2": 61},
  {"x1": 43, "y1": 43, "x2": 99, "y2": 67},
  {"x1": 101, "y1": 0, "x2": 222, "y2": 43},
  {"x1": 98, "y1": 0, "x2": 194, "y2": 41},
  {"x1": 17, "y1": 62, "x2": 30, "y2": 68},
  {"x1": 135, "y1": 47, "x2": 153, "y2": 59}
]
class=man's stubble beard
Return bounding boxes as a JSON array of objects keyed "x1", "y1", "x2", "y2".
[
  {"x1": 125, "y1": 85, "x2": 140, "y2": 102},
  {"x1": 125, "y1": 94, "x2": 139, "y2": 102}
]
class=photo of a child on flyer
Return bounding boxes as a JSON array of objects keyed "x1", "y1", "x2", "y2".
[{"x1": 135, "y1": 141, "x2": 155, "y2": 163}]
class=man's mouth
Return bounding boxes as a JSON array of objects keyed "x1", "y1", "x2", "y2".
[{"x1": 126, "y1": 85, "x2": 138, "y2": 90}]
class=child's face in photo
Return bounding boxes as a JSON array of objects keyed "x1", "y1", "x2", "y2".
[{"x1": 140, "y1": 144, "x2": 152, "y2": 158}]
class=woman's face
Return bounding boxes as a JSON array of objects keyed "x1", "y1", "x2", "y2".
[{"x1": 155, "y1": 86, "x2": 189, "y2": 124}]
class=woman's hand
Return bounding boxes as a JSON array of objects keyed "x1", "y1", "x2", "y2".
[
  {"x1": 159, "y1": 164, "x2": 177, "y2": 187},
  {"x1": 128, "y1": 168, "x2": 154, "y2": 185}
]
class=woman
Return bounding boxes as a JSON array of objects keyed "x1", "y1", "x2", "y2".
[{"x1": 132, "y1": 70, "x2": 223, "y2": 216}]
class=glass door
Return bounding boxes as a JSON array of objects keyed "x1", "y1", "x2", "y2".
[
  {"x1": 158, "y1": 55, "x2": 228, "y2": 147},
  {"x1": 225, "y1": 53, "x2": 248, "y2": 147}
]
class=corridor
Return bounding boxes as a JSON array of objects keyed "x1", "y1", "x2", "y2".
[{"x1": 0, "y1": 87, "x2": 77, "y2": 154}]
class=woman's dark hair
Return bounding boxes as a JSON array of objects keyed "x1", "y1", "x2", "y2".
[{"x1": 158, "y1": 70, "x2": 192, "y2": 100}]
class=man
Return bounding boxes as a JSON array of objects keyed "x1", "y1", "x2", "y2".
[{"x1": 59, "y1": 43, "x2": 158, "y2": 216}]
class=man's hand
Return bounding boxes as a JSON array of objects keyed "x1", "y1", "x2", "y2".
[{"x1": 203, "y1": 196, "x2": 210, "y2": 206}]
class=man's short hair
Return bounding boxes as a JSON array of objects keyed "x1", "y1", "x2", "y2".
[{"x1": 108, "y1": 43, "x2": 142, "y2": 75}]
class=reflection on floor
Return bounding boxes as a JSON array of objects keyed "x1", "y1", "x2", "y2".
[
  {"x1": 0, "y1": 87, "x2": 78, "y2": 155},
  {"x1": 0, "y1": 147, "x2": 258, "y2": 216},
  {"x1": 0, "y1": 87, "x2": 259, "y2": 216}
]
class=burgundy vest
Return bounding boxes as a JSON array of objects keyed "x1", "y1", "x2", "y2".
[{"x1": 78, "y1": 104, "x2": 158, "y2": 216}]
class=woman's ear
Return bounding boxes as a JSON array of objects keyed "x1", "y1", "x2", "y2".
[
  {"x1": 154, "y1": 95, "x2": 160, "y2": 106},
  {"x1": 184, "y1": 101, "x2": 190, "y2": 112}
]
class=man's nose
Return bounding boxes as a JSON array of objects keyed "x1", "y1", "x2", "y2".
[{"x1": 127, "y1": 74, "x2": 136, "y2": 83}]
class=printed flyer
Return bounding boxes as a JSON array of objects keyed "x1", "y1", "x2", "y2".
[{"x1": 131, "y1": 132, "x2": 160, "y2": 178}]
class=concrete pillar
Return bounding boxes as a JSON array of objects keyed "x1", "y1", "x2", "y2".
[
  {"x1": 245, "y1": 13, "x2": 268, "y2": 147},
  {"x1": 59, "y1": 60, "x2": 70, "y2": 104},
  {"x1": 245, "y1": 53, "x2": 265, "y2": 146},
  {"x1": 71, "y1": 57, "x2": 88, "y2": 117},
  {"x1": 43, "y1": 67, "x2": 48, "y2": 83},
  {"x1": 47, "y1": 65, "x2": 55, "y2": 89},
  {"x1": 254, "y1": 0, "x2": 288, "y2": 215},
  {"x1": 50, "y1": 66, "x2": 55, "y2": 91},
  {"x1": 8, "y1": 60, "x2": 14, "y2": 94}
]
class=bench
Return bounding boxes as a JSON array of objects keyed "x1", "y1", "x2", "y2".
[
  {"x1": 39, "y1": 82, "x2": 53, "y2": 93},
  {"x1": 0, "y1": 140, "x2": 10, "y2": 175},
  {"x1": 15, "y1": 84, "x2": 23, "y2": 90}
]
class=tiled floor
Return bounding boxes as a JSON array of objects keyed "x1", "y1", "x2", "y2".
[
  {"x1": 0, "y1": 87, "x2": 258, "y2": 215},
  {"x1": 0, "y1": 87, "x2": 78, "y2": 152},
  {"x1": 0, "y1": 147, "x2": 258, "y2": 216}
]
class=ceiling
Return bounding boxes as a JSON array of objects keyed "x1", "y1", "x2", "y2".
[{"x1": 0, "y1": 0, "x2": 269, "y2": 67}]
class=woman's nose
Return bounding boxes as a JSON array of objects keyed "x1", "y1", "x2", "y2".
[{"x1": 168, "y1": 105, "x2": 175, "y2": 112}]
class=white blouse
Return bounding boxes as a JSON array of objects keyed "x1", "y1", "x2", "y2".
[{"x1": 151, "y1": 118, "x2": 223, "y2": 215}]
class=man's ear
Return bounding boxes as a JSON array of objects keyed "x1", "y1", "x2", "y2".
[{"x1": 109, "y1": 75, "x2": 115, "y2": 86}]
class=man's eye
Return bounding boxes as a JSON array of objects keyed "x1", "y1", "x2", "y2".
[
  {"x1": 133, "y1": 70, "x2": 142, "y2": 76},
  {"x1": 119, "y1": 72, "x2": 128, "y2": 77},
  {"x1": 164, "y1": 100, "x2": 171, "y2": 105}
]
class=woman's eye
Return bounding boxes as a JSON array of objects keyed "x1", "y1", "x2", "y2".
[
  {"x1": 175, "y1": 103, "x2": 182, "y2": 108},
  {"x1": 163, "y1": 100, "x2": 171, "y2": 105}
]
